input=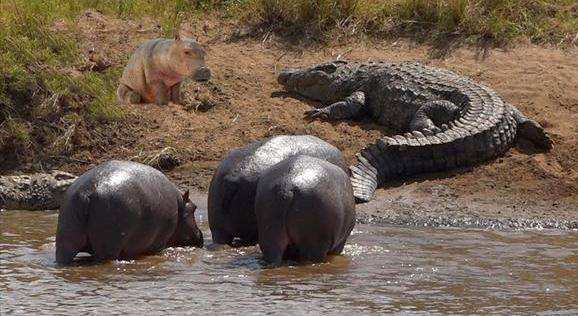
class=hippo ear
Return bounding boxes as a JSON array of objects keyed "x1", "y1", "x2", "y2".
[
  {"x1": 174, "y1": 33, "x2": 181, "y2": 41},
  {"x1": 182, "y1": 190, "x2": 190, "y2": 201}
]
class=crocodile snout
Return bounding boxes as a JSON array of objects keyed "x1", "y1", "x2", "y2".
[{"x1": 278, "y1": 69, "x2": 296, "y2": 86}]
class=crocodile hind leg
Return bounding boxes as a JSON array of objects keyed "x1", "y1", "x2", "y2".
[
  {"x1": 304, "y1": 91, "x2": 366, "y2": 120},
  {"x1": 508, "y1": 104, "x2": 553, "y2": 149},
  {"x1": 409, "y1": 100, "x2": 460, "y2": 134}
]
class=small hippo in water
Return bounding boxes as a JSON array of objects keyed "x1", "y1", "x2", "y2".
[
  {"x1": 208, "y1": 135, "x2": 349, "y2": 246},
  {"x1": 117, "y1": 35, "x2": 211, "y2": 105},
  {"x1": 55, "y1": 160, "x2": 203, "y2": 265},
  {"x1": 255, "y1": 155, "x2": 356, "y2": 265}
]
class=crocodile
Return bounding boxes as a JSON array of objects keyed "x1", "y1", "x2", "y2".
[
  {"x1": 0, "y1": 171, "x2": 77, "y2": 210},
  {"x1": 278, "y1": 61, "x2": 553, "y2": 202}
]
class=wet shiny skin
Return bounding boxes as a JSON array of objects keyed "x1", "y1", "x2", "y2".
[{"x1": 2, "y1": 205, "x2": 577, "y2": 314}]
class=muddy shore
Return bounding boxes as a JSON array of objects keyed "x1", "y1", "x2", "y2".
[{"x1": 5, "y1": 12, "x2": 578, "y2": 230}]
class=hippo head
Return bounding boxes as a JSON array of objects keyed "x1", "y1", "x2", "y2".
[
  {"x1": 168, "y1": 190, "x2": 204, "y2": 248},
  {"x1": 170, "y1": 35, "x2": 211, "y2": 82},
  {"x1": 278, "y1": 61, "x2": 354, "y2": 103}
]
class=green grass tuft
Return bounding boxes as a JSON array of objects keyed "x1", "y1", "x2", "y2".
[{"x1": 0, "y1": 118, "x2": 31, "y2": 148}]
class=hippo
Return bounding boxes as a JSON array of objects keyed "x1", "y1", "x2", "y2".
[
  {"x1": 208, "y1": 135, "x2": 349, "y2": 246},
  {"x1": 55, "y1": 160, "x2": 203, "y2": 265},
  {"x1": 117, "y1": 35, "x2": 211, "y2": 105},
  {"x1": 255, "y1": 155, "x2": 356, "y2": 265}
]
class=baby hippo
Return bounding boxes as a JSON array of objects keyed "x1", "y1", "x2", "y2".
[
  {"x1": 55, "y1": 160, "x2": 203, "y2": 265},
  {"x1": 117, "y1": 35, "x2": 211, "y2": 105},
  {"x1": 255, "y1": 155, "x2": 356, "y2": 265}
]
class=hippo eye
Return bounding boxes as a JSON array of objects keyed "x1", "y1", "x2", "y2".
[{"x1": 184, "y1": 50, "x2": 193, "y2": 56}]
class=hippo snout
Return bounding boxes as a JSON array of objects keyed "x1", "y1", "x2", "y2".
[
  {"x1": 194, "y1": 66, "x2": 211, "y2": 82},
  {"x1": 278, "y1": 69, "x2": 296, "y2": 85}
]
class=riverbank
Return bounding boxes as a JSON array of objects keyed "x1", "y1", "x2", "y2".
[{"x1": 2, "y1": 11, "x2": 577, "y2": 230}]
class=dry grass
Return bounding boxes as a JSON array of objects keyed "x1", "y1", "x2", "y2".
[{"x1": 235, "y1": 0, "x2": 578, "y2": 45}]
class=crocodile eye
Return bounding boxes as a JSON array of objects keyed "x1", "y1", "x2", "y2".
[{"x1": 314, "y1": 63, "x2": 337, "y2": 74}]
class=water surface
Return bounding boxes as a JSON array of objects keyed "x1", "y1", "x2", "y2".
[{"x1": 1, "y1": 208, "x2": 577, "y2": 315}]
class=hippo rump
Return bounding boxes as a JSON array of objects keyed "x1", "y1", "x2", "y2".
[
  {"x1": 117, "y1": 35, "x2": 211, "y2": 105},
  {"x1": 55, "y1": 160, "x2": 203, "y2": 265},
  {"x1": 208, "y1": 135, "x2": 349, "y2": 246},
  {"x1": 255, "y1": 155, "x2": 356, "y2": 265}
]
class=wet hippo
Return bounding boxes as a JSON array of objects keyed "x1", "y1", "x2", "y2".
[
  {"x1": 208, "y1": 135, "x2": 349, "y2": 246},
  {"x1": 255, "y1": 155, "x2": 356, "y2": 265},
  {"x1": 117, "y1": 35, "x2": 211, "y2": 105},
  {"x1": 55, "y1": 160, "x2": 203, "y2": 265}
]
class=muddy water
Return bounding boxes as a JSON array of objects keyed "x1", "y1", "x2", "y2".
[{"x1": 1, "y1": 206, "x2": 577, "y2": 315}]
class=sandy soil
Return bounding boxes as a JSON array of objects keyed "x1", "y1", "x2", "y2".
[{"x1": 61, "y1": 11, "x2": 577, "y2": 229}]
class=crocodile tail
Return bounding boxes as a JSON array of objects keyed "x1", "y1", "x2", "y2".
[{"x1": 351, "y1": 86, "x2": 518, "y2": 202}]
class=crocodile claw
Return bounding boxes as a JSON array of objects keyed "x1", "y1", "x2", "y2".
[{"x1": 304, "y1": 109, "x2": 329, "y2": 120}]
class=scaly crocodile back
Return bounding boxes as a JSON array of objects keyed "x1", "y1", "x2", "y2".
[{"x1": 351, "y1": 64, "x2": 518, "y2": 202}]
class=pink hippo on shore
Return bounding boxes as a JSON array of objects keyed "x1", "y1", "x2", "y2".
[{"x1": 117, "y1": 36, "x2": 211, "y2": 105}]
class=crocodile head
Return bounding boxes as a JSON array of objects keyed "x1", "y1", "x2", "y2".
[
  {"x1": 47, "y1": 171, "x2": 77, "y2": 208},
  {"x1": 278, "y1": 61, "x2": 355, "y2": 103}
]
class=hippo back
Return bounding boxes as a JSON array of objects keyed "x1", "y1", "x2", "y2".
[
  {"x1": 63, "y1": 160, "x2": 180, "y2": 206},
  {"x1": 211, "y1": 135, "x2": 348, "y2": 185}
]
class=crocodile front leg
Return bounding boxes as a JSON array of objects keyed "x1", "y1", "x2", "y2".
[
  {"x1": 304, "y1": 91, "x2": 366, "y2": 120},
  {"x1": 409, "y1": 100, "x2": 460, "y2": 134}
]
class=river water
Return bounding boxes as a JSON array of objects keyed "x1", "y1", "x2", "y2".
[{"x1": 1, "y1": 205, "x2": 577, "y2": 315}]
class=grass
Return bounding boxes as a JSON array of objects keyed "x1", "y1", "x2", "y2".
[{"x1": 235, "y1": 0, "x2": 578, "y2": 45}]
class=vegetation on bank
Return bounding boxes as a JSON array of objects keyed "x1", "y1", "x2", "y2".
[
  {"x1": 1, "y1": 0, "x2": 576, "y2": 170},
  {"x1": 238, "y1": 0, "x2": 578, "y2": 45}
]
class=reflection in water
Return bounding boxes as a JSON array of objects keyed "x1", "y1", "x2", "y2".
[{"x1": 1, "y1": 210, "x2": 577, "y2": 314}]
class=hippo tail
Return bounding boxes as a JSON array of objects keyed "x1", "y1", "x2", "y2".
[
  {"x1": 258, "y1": 187, "x2": 296, "y2": 265},
  {"x1": 208, "y1": 174, "x2": 242, "y2": 245},
  {"x1": 55, "y1": 192, "x2": 90, "y2": 265},
  {"x1": 220, "y1": 175, "x2": 241, "y2": 215}
]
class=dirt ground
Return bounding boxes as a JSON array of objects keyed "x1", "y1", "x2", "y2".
[{"x1": 61, "y1": 11, "x2": 578, "y2": 228}]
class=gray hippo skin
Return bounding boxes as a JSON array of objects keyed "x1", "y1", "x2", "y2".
[
  {"x1": 255, "y1": 155, "x2": 356, "y2": 265},
  {"x1": 0, "y1": 170, "x2": 76, "y2": 211},
  {"x1": 55, "y1": 160, "x2": 203, "y2": 265},
  {"x1": 117, "y1": 35, "x2": 211, "y2": 105},
  {"x1": 208, "y1": 135, "x2": 348, "y2": 246},
  {"x1": 279, "y1": 61, "x2": 553, "y2": 202}
]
